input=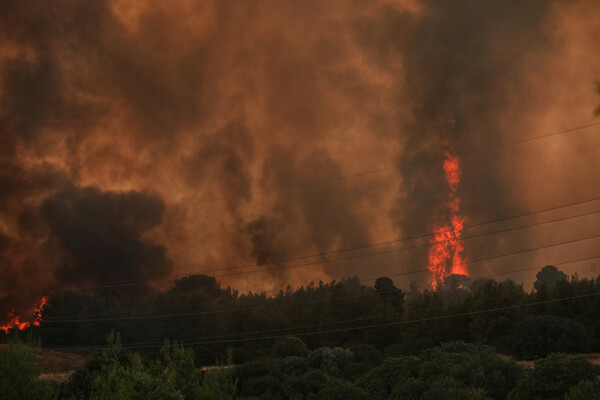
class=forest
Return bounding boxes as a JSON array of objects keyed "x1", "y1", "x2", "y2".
[{"x1": 2, "y1": 265, "x2": 600, "y2": 399}]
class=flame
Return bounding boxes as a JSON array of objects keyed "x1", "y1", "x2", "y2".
[
  {"x1": 0, "y1": 296, "x2": 48, "y2": 333},
  {"x1": 32, "y1": 296, "x2": 48, "y2": 327},
  {"x1": 427, "y1": 130, "x2": 469, "y2": 289},
  {"x1": 0, "y1": 311, "x2": 30, "y2": 334}
]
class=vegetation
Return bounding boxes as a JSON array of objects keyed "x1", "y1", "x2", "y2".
[
  {"x1": 2, "y1": 337, "x2": 599, "y2": 399},
  {"x1": 2, "y1": 265, "x2": 600, "y2": 398},
  {"x1": 0, "y1": 338, "x2": 56, "y2": 400}
]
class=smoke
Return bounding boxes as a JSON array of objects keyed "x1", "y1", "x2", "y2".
[
  {"x1": 245, "y1": 149, "x2": 372, "y2": 279},
  {"x1": 36, "y1": 185, "x2": 171, "y2": 287},
  {"x1": 1, "y1": 0, "x2": 600, "y2": 316}
]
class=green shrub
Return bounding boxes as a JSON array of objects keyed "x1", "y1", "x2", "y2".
[
  {"x1": 0, "y1": 340, "x2": 56, "y2": 400},
  {"x1": 308, "y1": 347, "x2": 354, "y2": 376},
  {"x1": 508, "y1": 353, "x2": 600, "y2": 400},
  {"x1": 419, "y1": 376, "x2": 491, "y2": 400},
  {"x1": 317, "y1": 379, "x2": 369, "y2": 400},
  {"x1": 284, "y1": 369, "x2": 328, "y2": 398},
  {"x1": 349, "y1": 343, "x2": 383, "y2": 366},
  {"x1": 280, "y1": 356, "x2": 309, "y2": 376},
  {"x1": 417, "y1": 341, "x2": 522, "y2": 400},
  {"x1": 356, "y1": 357, "x2": 418, "y2": 400},
  {"x1": 64, "y1": 332, "x2": 236, "y2": 400},
  {"x1": 509, "y1": 315, "x2": 589, "y2": 357},
  {"x1": 272, "y1": 337, "x2": 310, "y2": 358},
  {"x1": 565, "y1": 380, "x2": 600, "y2": 400}
]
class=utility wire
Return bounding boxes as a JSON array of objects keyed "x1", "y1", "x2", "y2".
[
  {"x1": 56, "y1": 254, "x2": 600, "y2": 348},
  {"x1": 171, "y1": 121, "x2": 600, "y2": 207},
  {"x1": 7, "y1": 195, "x2": 600, "y2": 295},
  {"x1": 28, "y1": 121, "x2": 600, "y2": 228},
  {"x1": 40, "y1": 252, "x2": 600, "y2": 323},
  {"x1": 38, "y1": 234, "x2": 600, "y2": 323},
  {"x1": 45, "y1": 289, "x2": 600, "y2": 351}
]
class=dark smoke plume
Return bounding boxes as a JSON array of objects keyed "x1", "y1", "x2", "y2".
[
  {"x1": 1, "y1": 0, "x2": 599, "y2": 317},
  {"x1": 35, "y1": 185, "x2": 171, "y2": 288}
]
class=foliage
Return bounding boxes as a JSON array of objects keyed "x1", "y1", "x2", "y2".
[
  {"x1": 316, "y1": 379, "x2": 369, "y2": 400},
  {"x1": 36, "y1": 267, "x2": 600, "y2": 359},
  {"x1": 508, "y1": 353, "x2": 600, "y2": 400},
  {"x1": 22, "y1": 267, "x2": 600, "y2": 398},
  {"x1": 509, "y1": 315, "x2": 589, "y2": 357},
  {"x1": 355, "y1": 341, "x2": 521, "y2": 400},
  {"x1": 308, "y1": 346, "x2": 354, "y2": 377},
  {"x1": 417, "y1": 341, "x2": 523, "y2": 400},
  {"x1": 356, "y1": 357, "x2": 418, "y2": 399},
  {"x1": 272, "y1": 337, "x2": 309, "y2": 358},
  {"x1": 533, "y1": 265, "x2": 568, "y2": 291},
  {"x1": 0, "y1": 339, "x2": 56, "y2": 400},
  {"x1": 374, "y1": 277, "x2": 405, "y2": 312},
  {"x1": 172, "y1": 274, "x2": 221, "y2": 296},
  {"x1": 564, "y1": 380, "x2": 600, "y2": 400},
  {"x1": 63, "y1": 331, "x2": 236, "y2": 400}
]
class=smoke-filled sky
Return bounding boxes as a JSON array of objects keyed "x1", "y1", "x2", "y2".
[{"x1": 1, "y1": 0, "x2": 600, "y2": 315}]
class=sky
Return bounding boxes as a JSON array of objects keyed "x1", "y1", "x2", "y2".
[{"x1": 1, "y1": 0, "x2": 599, "y2": 316}]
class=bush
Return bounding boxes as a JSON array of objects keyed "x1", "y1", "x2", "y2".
[
  {"x1": 565, "y1": 380, "x2": 600, "y2": 400},
  {"x1": 357, "y1": 342, "x2": 522, "y2": 400},
  {"x1": 272, "y1": 337, "x2": 310, "y2": 358},
  {"x1": 357, "y1": 357, "x2": 418, "y2": 400},
  {"x1": 349, "y1": 343, "x2": 383, "y2": 366},
  {"x1": 508, "y1": 353, "x2": 600, "y2": 400},
  {"x1": 417, "y1": 341, "x2": 523, "y2": 400},
  {"x1": 64, "y1": 332, "x2": 236, "y2": 400},
  {"x1": 317, "y1": 379, "x2": 370, "y2": 400},
  {"x1": 509, "y1": 315, "x2": 589, "y2": 357},
  {"x1": 308, "y1": 347, "x2": 354, "y2": 377},
  {"x1": 279, "y1": 356, "x2": 309, "y2": 376},
  {"x1": 0, "y1": 340, "x2": 56, "y2": 400},
  {"x1": 419, "y1": 376, "x2": 491, "y2": 400},
  {"x1": 284, "y1": 369, "x2": 328, "y2": 398}
]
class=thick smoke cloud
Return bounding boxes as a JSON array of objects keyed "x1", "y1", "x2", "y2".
[
  {"x1": 1, "y1": 0, "x2": 599, "y2": 316},
  {"x1": 377, "y1": 1, "x2": 556, "y2": 270},
  {"x1": 36, "y1": 186, "x2": 170, "y2": 288}
]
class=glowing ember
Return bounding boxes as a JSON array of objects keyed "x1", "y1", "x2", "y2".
[
  {"x1": 0, "y1": 310, "x2": 29, "y2": 333},
  {"x1": 32, "y1": 296, "x2": 49, "y2": 327},
  {"x1": 427, "y1": 130, "x2": 469, "y2": 289},
  {"x1": 0, "y1": 296, "x2": 48, "y2": 333}
]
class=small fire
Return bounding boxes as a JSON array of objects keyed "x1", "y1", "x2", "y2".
[
  {"x1": 427, "y1": 123, "x2": 469, "y2": 289},
  {"x1": 0, "y1": 296, "x2": 48, "y2": 333},
  {"x1": 32, "y1": 296, "x2": 49, "y2": 327}
]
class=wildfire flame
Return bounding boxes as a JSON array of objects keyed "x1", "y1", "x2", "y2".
[
  {"x1": 427, "y1": 124, "x2": 469, "y2": 289},
  {"x1": 0, "y1": 296, "x2": 48, "y2": 333}
]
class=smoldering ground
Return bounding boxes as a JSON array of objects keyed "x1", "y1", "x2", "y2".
[{"x1": 1, "y1": 0, "x2": 600, "y2": 316}]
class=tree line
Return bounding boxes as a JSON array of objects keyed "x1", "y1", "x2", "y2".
[{"x1": 4, "y1": 265, "x2": 594, "y2": 362}]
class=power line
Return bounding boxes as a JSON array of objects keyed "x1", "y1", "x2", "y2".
[
  {"x1": 38, "y1": 236, "x2": 600, "y2": 324},
  {"x1": 183, "y1": 196, "x2": 600, "y2": 276},
  {"x1": 7, "y1": 195, "x2": 600, "y2": 295},
  {"x1": 26, "y1": 121, "x2": 600, "y2": 229},
  {"x1": 173, "y1": 291, "x2": 600, "y2": 348},
  {"x1": 171, "y1": 121, "x2": 600, "y2": 207},
  {"x1": 207, "y1": 211, "x2": 600, "y2": 279},
  {"x1": 45, "y1": 289, "x2": 600, "y2": 351},
  {"x1": 40, "y1": 252, "x2": 600, "y2": 323},
  {"x1": 50, "y1": 254, "x2": 600, "y2": 348}
]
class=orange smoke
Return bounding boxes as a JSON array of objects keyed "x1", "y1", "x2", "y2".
[
  {"x1": 0, "y1": 296, "x2": 48, "y2": 333},
  {"x1": 427, "y1": 131, "x2": 469, "y2": 289}
]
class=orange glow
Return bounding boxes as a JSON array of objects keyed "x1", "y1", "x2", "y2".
[
  {"x1": 32, "y1": 296, "x2": 49, "y2": 327},
  {"x1": 0, "y1": 296, "x2": 48, "y2": 333},
  {"x1": 443, "y1": 148, "x2": 461, "y2": 192},
  {"x1": 0, "y1": 310, "x2": 29, "y2": 334},
  {"x1": 427, "y1": 136, "x2": 469, "y2": 289}
]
